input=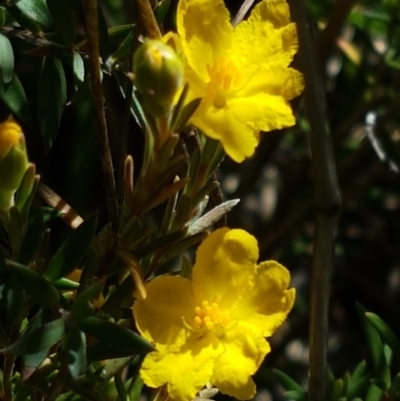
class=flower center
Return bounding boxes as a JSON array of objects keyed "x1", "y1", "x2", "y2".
[
  {"x1": 193, "y1": 296, "x2": 230, "y2": 333},
  {"x1": 207, "y1": 60, "x2": 241, "y2": 109}
]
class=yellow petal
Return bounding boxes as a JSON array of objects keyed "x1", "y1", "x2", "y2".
[
  {"x1": 241, "y1": 64, "x2": 304, "y2": 101},
  {"x1": 177, "y1": 0, "x2": 233, "y2": 82},
  {"x1": 236, "y1": 261, "x2": 296, "y2": 337},
  {"x1": 211, "y1": 324, "x2": 270, "y2": 400},
  {"x1": 141, "y1": 333, "x2": 222, "y2": 401},
  {"x1": 192, "y1": 102, "x2": 259, "y2": 163},
  {"x1": 192, "y1": 228, "x2": 258, "y2": 308},
  {"x1": 232, "y1": 0, "x2": 298, "y2": 68},
  {"x1": 133, "y1": 275, "x2": 195, "y2": 344},
  {"x1": 228, "y1": 93, "x2": 297, "y2": 132}
]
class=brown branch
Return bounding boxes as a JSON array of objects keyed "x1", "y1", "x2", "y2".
[
  {"x1": 82, "y1": 0, "x2": 118, "y2": 230},
  {"x1": 135, "y1": 0, "x2": 161, "y2": 39},
  {"x1": 289, "y1": 1, "x2": 341, "y2": 401}
]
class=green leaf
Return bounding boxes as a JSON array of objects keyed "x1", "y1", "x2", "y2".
[
  {"x1": 78, "y1": 317, "x2": 154, "y2": 353},
  {"x1": 366, "y1": 312, "x2": 400, "y2": 363},
  {"x1": 0, "y1": 34, "x2": 14, "y2": 84},
  {"x1": 70, "y1": 280, "x2": 104, "y2": 320},
  {"x1": 101, "y1": 275, "x2": 133, "y2": 314},
  {"x1": 63, "y1": 325, "x2": 86, "y2": 379},
  {"x1": 154, "y1": 0, "x2": 170, "y2": 23},
  {"x1": 283, "y1": 390, "x2": 308, "y2": 401},
  {"x1": 365, "y1": 383, "x2": 383, "y2": 401},
  {"x1": 18, "y1": 213, "x2": 43, "y2": 265},
  {"x1": 38, "y1": 57, "x2": 67, "y2": 151},
  {"x1": 115, "y1": 373, "x2": 128, "y2": 401},
  {"x1": 110, "y1": 30, "x2": 134, "y2": 61},
  {"x1": 6, "y1": 4, "x2": 41, "y2": 33},
  {"x1": 128, "y1": 375, "x2": 144, "y2": 401},
  {"x1": 273, "y1": 369, "x2": 305, "y2": 393},
  {"x1": 108, "y1": 24, "x2": 136, "y2": 43},
  {"x1": 347, "y1": 374, "x2": 370, "y2": 399},
  {"x1": 99, "y1": 356, "x2": 137, "y2": 382},
  {"x1": 87, "y1": 342, "x2": 136, "y2": 362},
  {"x1": 46, "y1": 0, "x2": 75, "y2": 46},
  {"x1": 163, "y1": 231, "x2": 208, "y2": 260},
  {"x1": 13, "y1": 0, "x2": 53, "y2": 30},
  {"x1": 98, "y1": 5, "x2": 111, "y2": 62},
  {"x1": 72, "y1": 51, "x2": 85, "y2": 84},
  {"x1": 6, "y1": 272, "x2": 24, "y2": 328},
  {"x1": 53, "y1": 277, "x2": 80, "y2": 290},
  {"x1": 3, "y1": 318, "x2": 64, "y2": 355},
  {"x1": 22, "y1": 308, "x2": 55, "y2": 369},
  {"x1": 44, "y1": 213, "x2": 98, "y2": 282},
  {"x1": 0, "y1": 72, "x2": 31, "y2": 125},
  {"x1": 351, "y1": 360, "x2": 367, "y2": 385},
  {"x1": 9, "y1": 260, "x2": 60, "y2": 307},
  {"x1": 132, "y1": 230, "x2": 185, "y2": 260},
  {"x1": 356, "y1": 304, "x2": 383, "y2": 369}
]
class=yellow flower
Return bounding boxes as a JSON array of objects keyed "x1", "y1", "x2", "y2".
[
  {"x1": 177, "y1": 0, "x2": 304, "y2": 163},
  {"x1": 133, "y1": 228, "x2": 295, "y2": 401},
  {"x1": 0, "y1": 117, "x2": 29, "y2": 211}
]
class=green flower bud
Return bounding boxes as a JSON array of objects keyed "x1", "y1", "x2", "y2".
[
  {"x1": 0, "y1": 117, "x2": 29, "y2": 211},
  {"x1": 133, "y1": 39, "x2": 184, "y2": 117}
]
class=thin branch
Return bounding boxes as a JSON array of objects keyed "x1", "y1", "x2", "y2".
[
  {"x1": 365, "y1": 112, "x2": 399, "y2": 175},
  {"x1": 232, "y1": 0, "x2": 256, "y2": 27},
  {"x1": 289, "y1": 1, "x2": 341, "y2": 401},
  {"x1": 117, "y1": 15, "x2": 143, "y2": 205},
  {"x1": 82, "y1": 0, "x2": 118, "y2": 230},
  {"x1": 135, "y1": 0, "x2": 161, "y2": 39}
]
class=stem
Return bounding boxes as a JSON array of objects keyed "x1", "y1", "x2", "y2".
[
  {"x1": 82, "y1": 0, "x2": 118, "y2": 230},
  {"x1": 136, "y1": 0, "x2": 161, "y2": 39},
  {"x1": 117, "y1": 17, "x2": 142, "y2": 205},
  {"x1": 289, "y1": 1, "x2": 341, "y2": 400}
]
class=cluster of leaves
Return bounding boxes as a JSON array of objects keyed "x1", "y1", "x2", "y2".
[
  {"x1": 0, "y1": 0, "x2": 236, "y2": 400},
  {"x1": 276, "y1": 305, "x2": 400, "y2": 401}
]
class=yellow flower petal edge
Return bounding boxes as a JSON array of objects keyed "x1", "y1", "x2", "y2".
[
  {"x1": 177, "y1": 0, "x2": 304, "y2": 163},
  {"x1": 133, "y1": 228, "x2": 296, "y2": 401}
]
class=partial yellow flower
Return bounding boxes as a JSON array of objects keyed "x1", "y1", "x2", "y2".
[
  {"x1": 0, "y1": 117, "x2": 29, "y2": 212},
  {"x1": 177, "y1": 0, "x2": 304, "y2": 162},
  {"x1": 133, "y1": 228, "x2": 295, "y2": 401}
]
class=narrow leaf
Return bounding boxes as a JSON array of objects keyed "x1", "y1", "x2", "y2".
[
  {"x1": 18, "y1": 213, "x2": 44, "y2": 265},
  {"x1": 0, "y1": 34, "x2": 14, "y2": 83},
  {"x1": 1, "y1": 72, "x2": 31, "y2": 125},
  {"x1": 78, "y1": 317, "x2": 154, "y2": 353},
  {"x1": 3, "y1": 318, "x2": 64, "y2": 355},
  {"x1": 72, "y1": 51, "x2": 85, "y2": 84},
  {"x1": 366, "y1": 311, "x2": 400, "y2": 362},
  {"x1": 46, "y1": 0, "x2": 76, "y2": 46},
  {"x1": 44, "y1": 213, "x2": 97, "y2": 281},
  {"x1": 38, "y1": 57, "x2": 67, "y2": 151},
  {"x1": 63, "y1": 325, "x2": 86, "y2": 379},
  {"x1": 9, "y1": 260, "x2": 60, "y2": 307}
]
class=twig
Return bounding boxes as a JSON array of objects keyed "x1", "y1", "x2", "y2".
[
  {"x1": 365, "y1": 112, "x2": 399, "y2": 175},
  {"x1": 82, "y1": 0, "x2": 118, "y2": 230},
  {"x1": 289, "y1": 1, "x2": 341, "y2": 400},
  {"x1": 135, "y1": 0, "x2": 161, "y2": 39},
  {"x1": 117, "y1": 15, "x2": 143, "y2": 205},
  {"x1": 232, "y1": 0, "x2": 256, "y2": 26}
]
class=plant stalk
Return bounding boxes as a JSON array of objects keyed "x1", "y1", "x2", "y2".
[
  {"x1": 82, "y1": 0, "x2": 118, "y2": 230},
  {"x1": 289, "y1": 0, "x2": 341, "y2": 400}
]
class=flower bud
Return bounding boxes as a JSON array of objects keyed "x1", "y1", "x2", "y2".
[
  {"x1": 0, "y1": 117, "x2": 29, "y2": 211},
  {"x1": 133, "y1": 39, "x2": 184, "y2": 117}
]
